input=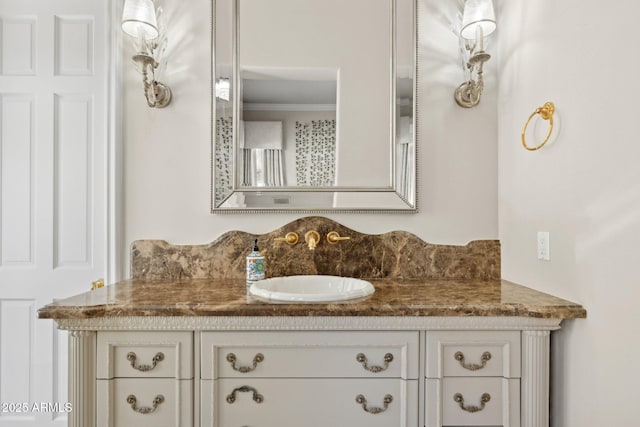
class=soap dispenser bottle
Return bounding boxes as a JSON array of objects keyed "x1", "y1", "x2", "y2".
[{"x1": 246, "y1": 239, "x2": 265, "y2": 286}]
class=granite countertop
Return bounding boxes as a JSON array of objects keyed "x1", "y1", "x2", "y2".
[{"x1": 37, "y1": 278, "x2": 586, "y2": 320}]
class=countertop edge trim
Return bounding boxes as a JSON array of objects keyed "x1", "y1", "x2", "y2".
[{"x1": 52, "y1": 316, "x2": 563, "y2": 331}]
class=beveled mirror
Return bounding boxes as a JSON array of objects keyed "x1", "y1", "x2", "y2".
[{"x1": 212, "y1": 0, "x2": 416, "y2": 212}]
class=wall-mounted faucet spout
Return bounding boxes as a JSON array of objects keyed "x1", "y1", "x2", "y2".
[{"x1": 304, "y1": 231, "x2": 320, "y2": 250}]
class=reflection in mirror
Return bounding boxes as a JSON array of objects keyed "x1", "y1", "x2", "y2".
[
  {"x1": 240, "y1": 71, "x2": 338, "y2": 187},
  {"x1": 213, "y1": 0, "x2": 416, "y2": 212}
]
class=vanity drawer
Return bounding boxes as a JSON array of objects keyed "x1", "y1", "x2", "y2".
[
  {"x1": 201, "y1": 331, "x2": 419, "y2": 380},
  {"x1": 96, "y1": 378, "x2": 193, "y2": 427},
  {"x1": 201, "y1": 378, "x2": 418, "y2": 427},
  {"x1": 97, "y1": 331, "x2": 193, "y2": 379},
  {"x1": 426, "y1": 330, "x2": 521, "y2": 378},
  {"x1": 426, "y1": 377, "x2": 520, "y2": 427}
]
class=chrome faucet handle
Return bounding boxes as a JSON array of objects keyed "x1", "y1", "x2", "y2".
[
  {"x1": 304, "y1": 231, "x2": 320, "y2": 250},
  {"x1": 274, "y1": 232, "x2": 299, "y2": 245},
  {"x1": 327, "y1": 231, "x2": 350, "y2": 244}
]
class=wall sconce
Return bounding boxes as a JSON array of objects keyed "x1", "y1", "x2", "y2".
[
  {"x1": 454, "y1": 0, "x2": 496, "y2": 108},
  {"x1": 121, "y1": 0, "x2": 172, "y2": 108}
]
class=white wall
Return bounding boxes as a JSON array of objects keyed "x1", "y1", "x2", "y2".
[
  {"x1": 122, "y1": 0, "x2": 498, "y2": 275},
  {"x1": 497, "y1": 0, "x2": 640, "y2": 425}
]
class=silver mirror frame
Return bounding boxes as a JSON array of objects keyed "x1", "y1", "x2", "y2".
[{"x1": 211, "y1": 0, "x2": 418, "y2": 213}]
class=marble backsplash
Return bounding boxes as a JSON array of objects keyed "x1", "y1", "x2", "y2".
[{"x1": 131, "y1": 216, "x2": 500, "y2": 280}]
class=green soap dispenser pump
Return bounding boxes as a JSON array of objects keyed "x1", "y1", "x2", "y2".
[{"x1": 246, "y1": 239, "x2": 265, "y2": 286}]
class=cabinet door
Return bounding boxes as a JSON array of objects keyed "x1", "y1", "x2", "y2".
[{"x1": 201, "y1": 378, "x2": 418, "y2": 427}]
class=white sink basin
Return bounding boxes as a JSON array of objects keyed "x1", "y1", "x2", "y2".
[{"x1": 249, "y1": 275, "x2": 375, "y2": 302}]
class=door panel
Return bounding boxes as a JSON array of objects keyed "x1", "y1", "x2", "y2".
[{"x1": 0, "y1": 0, "x2": 111, "y2": 425}]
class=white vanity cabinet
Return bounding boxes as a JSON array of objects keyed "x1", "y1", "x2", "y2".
[
  {"x1": 200, "y1": 331, "x2": 420, "y2": 427},
  {"x1": 61, "y1": 316, "x2": 561, "y2": 427}
]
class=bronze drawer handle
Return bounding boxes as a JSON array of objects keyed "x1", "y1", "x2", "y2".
[
  {"x1": 126, "y1": 394, "x2": 164, "y2": 414},
  {"x1": 226, "y1": 386, "x2": 264, "y2": 404},
  {"x1": 226, "y1": 353, "x2": 264, "y2": 373},
  {"x1": 453, "y1": 392, "x2": 491, "y2": 413},
  {"x1": 126, "y1": 351, "x2": 165, "y2": 372},
  {"x1": 355, "y1": 394, "x2": 393, "y2": 414},
  {"x1": 356, "y1": 353, "x2": 393, "y2": 373},
  {"x1": 454, "y1": 351, "x2": 491, "y2": 371}
]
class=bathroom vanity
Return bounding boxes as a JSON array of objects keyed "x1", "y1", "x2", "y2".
[
  {"x1": 39, "y1": 278, "x2": 584, "y2": 427},
  {"x1": 38, "y1": 218, "x2": 585, "y2": 427}
]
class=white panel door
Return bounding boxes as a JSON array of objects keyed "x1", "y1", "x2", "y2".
[{"x1": 0, "y1": 0, "x2": 112, "y2": 425}]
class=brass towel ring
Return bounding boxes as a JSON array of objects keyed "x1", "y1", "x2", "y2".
[{"x1": 521, "y1": 102, "x2": 555, "y2": 151}]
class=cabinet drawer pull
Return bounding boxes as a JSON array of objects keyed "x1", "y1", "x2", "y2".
[
  {"x1": 453, "y1": 392, "x2": 491, "y2": 413},
  {"x1": 226, "y1": 386, "x2": 264, "y2": 404},
  {"x1": 355, "y1": 394, "x2": 393, "y2": 414},
  {"x1": 126, "y1": 394, "x2": 164, "y2": 414},
  {"x1": 126, "y1": 351, "x2": 164, "y2": 372},
  {"x1": 226, "y1": 353, "x2": 264, "y2": 373},
  {"x1": 356, "y1": 353, "x2": 393, "y2": 373},
  {"x1": 454, "y1": 351, "x2": 491, "y2": 371}
]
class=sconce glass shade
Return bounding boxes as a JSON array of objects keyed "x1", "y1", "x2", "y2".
[
  {"x1": 460, "y1": 0, "x2": 496, "y2": 40},
  {"x1": 122, "y1": 0, "x2": 159, "y2": 40}
]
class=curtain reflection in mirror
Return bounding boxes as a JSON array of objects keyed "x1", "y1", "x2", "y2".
[
  {"x1": 295, "y1": 120, "x2": 336, "y2": 186},
  {"x1": 240, "y1": 121, "x2": 284, "y2": 186},
  {"x1": 396, "y1": 115, "x2": 414, "y2": 204},
  {"x1": 214, "y1": 117, "x2": 233, "y2": 203}
]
